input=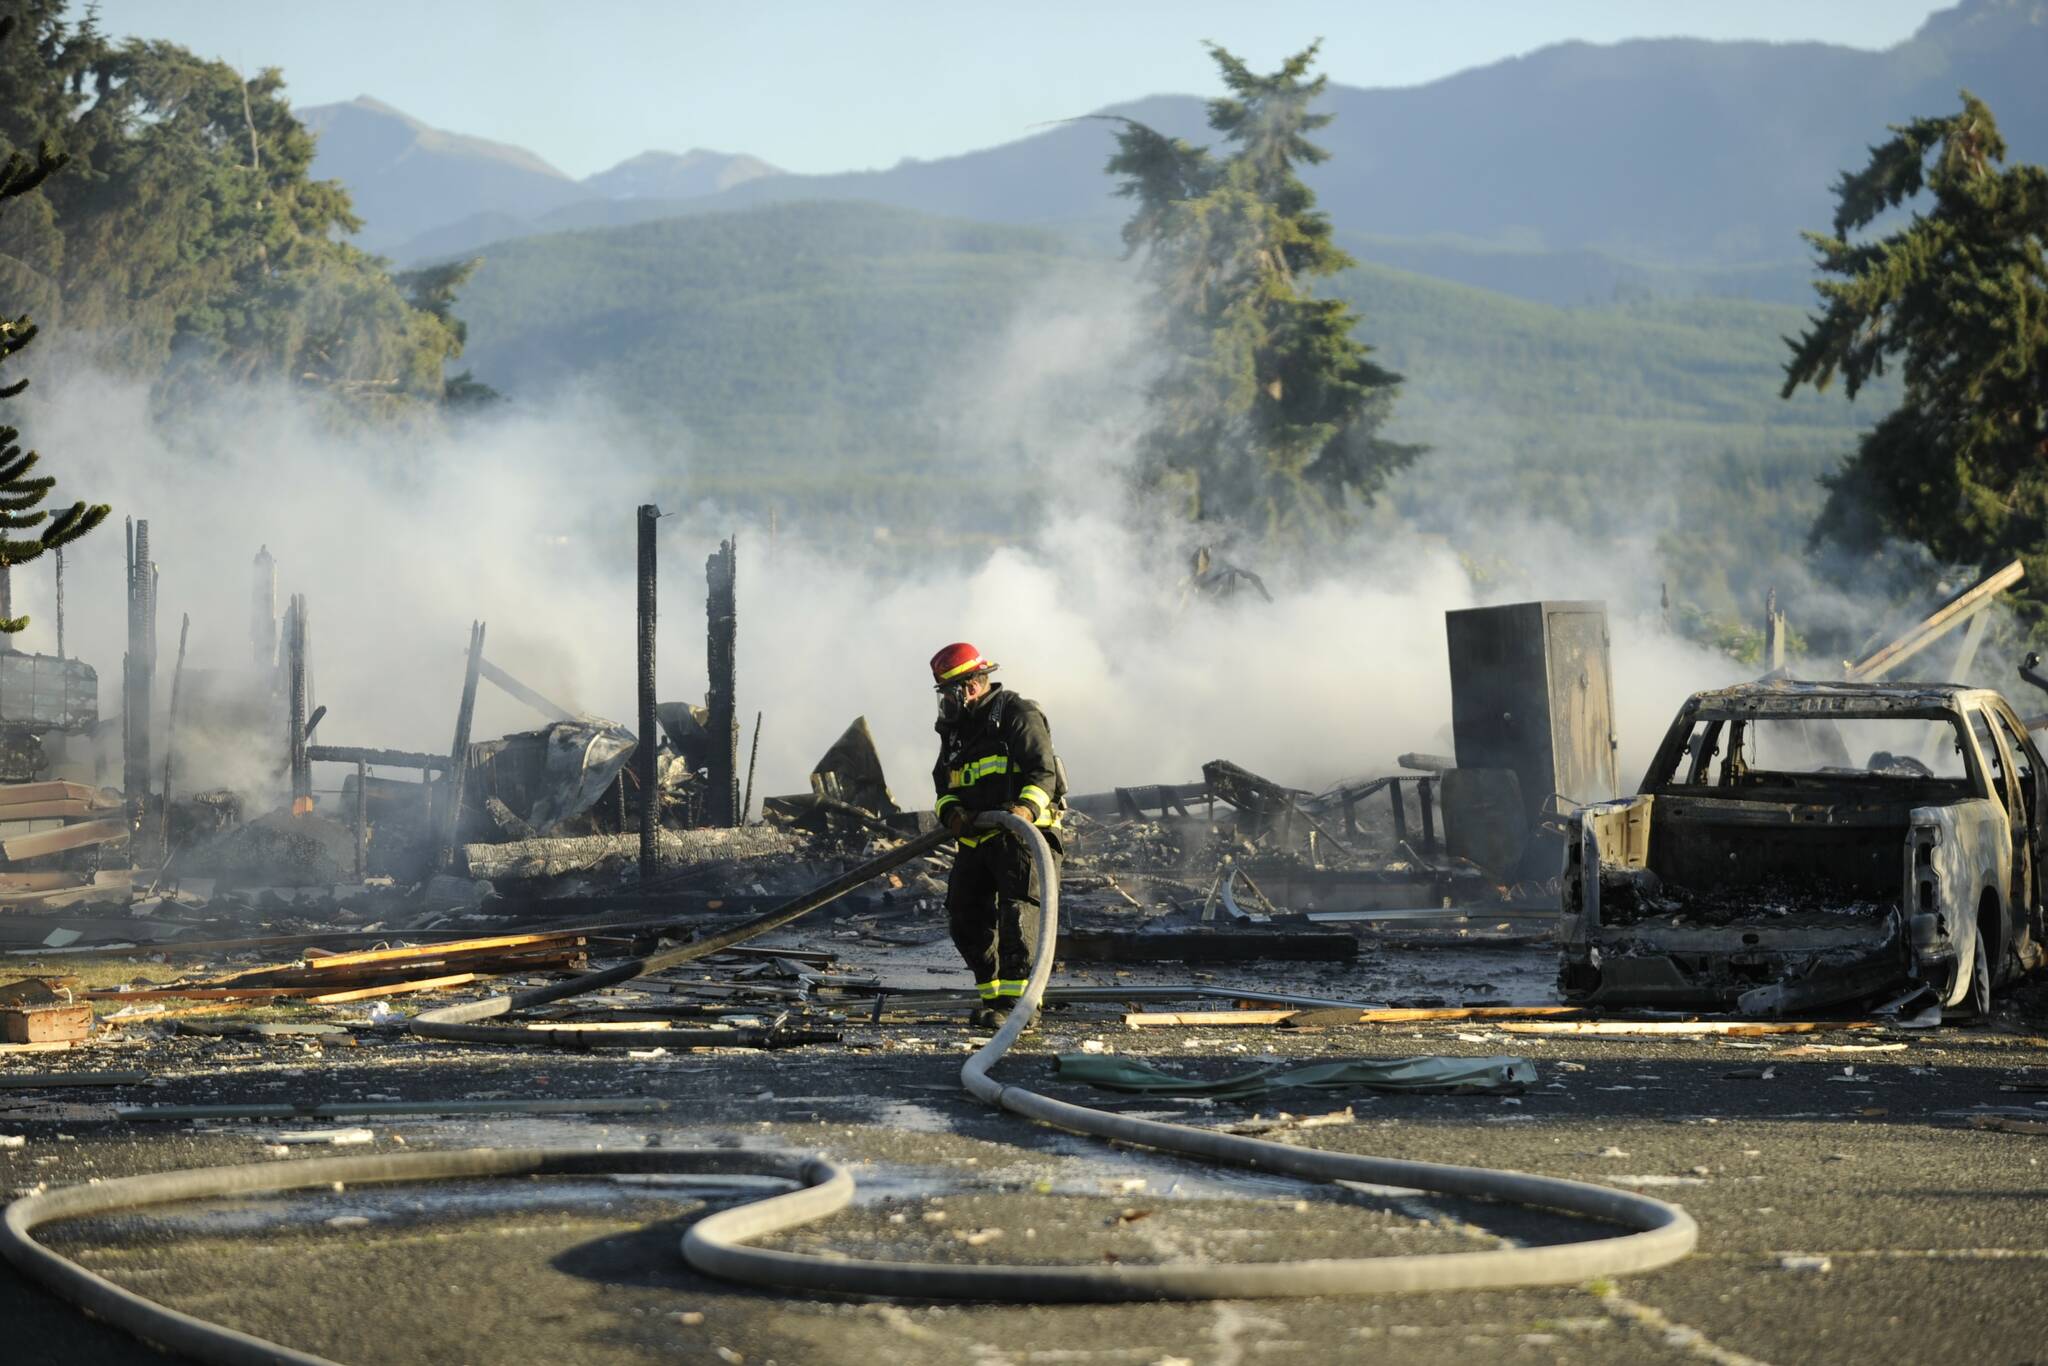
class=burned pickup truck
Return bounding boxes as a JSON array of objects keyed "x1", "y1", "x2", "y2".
[{"x1": 1559, "y1": 681, "x2": 2047, "y2": 1016}]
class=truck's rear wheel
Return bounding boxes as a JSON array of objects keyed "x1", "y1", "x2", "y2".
[{"x1": 1947, "y1": 910, "x2": 1995, "y2": 1020}]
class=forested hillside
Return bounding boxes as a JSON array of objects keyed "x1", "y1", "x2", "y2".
[{"x1": 451, "y1": 197, "x2": 1890, "y2": 619}]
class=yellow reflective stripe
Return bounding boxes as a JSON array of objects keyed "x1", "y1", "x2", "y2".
[
  {"x1": 939, "y1": 656, "x2": 987, "y2": 681},
  {"x1": 934, "y1": 794, "x2": 960, "y2": 815},
  {"x1": 959, "y1": 755, "x2": 1009, "y2": 782},
  {"x1": 975, "y1": 980, "x2": 1000, "y2": 999},
  {"x1": 994, "y1": 979, "x2": 1028, "y2": 998},
  {"x1": 1017, "y1": 785, "x2": 1052, "y2": 822},
  {"x1": 956, "y1": 830, "x2": 994, "y2": 847}
]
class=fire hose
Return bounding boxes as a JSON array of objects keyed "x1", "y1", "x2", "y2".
[{"x1": 2, "y1": 812, "x2": 1696, "y2": 1362}]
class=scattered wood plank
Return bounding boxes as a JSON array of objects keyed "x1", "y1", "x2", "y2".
[
  {"x1": 85, "y1": 987, "x2": 315, "y2": 1001},
  {"x1": 0, "y1": 798, "x2": 121, "y2": 822},
  {"x1": 1123, "y1": 1009, "x2": 1301, "y2": 1028},
  {"x1": 2, "y1": 818, "x2": 130, "y2": 862},
  {"x1": 1500, "y1": 1019, "x2": 1878, "y2": 1037},
  {"x1": 0, "y1": 871, "x2": 106, "y2": 894},
  {"x1": 289, "y1": 932, "x2": 581, "y2": 972},
  {"x1": 1291, "y1": 1005, "x2": 1586, "y2": 1027},
  {"x1": 0, "y1": 781, "x2": 108, "y2": 807},
  {"x1": 306, "y1": 973, "x2": 478, "y2": 1004}
]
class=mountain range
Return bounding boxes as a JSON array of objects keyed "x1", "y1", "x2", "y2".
[
  {"x1": 296, "y1": 96, "x2": 782, "y2": 254},
  {"x1": 302, "y1": 0, "x2": 2048, "y2": 304}
]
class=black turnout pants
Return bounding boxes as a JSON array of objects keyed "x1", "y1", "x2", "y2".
[{"x1": 945, "y1": 829, "x2": 1061, "y2": 1000}]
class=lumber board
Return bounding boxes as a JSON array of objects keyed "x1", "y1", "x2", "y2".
[
  {"x1": 306, "y1": 973, "x2": 478, "y2": 1004},
  {"x1": 1123, "y1": 1010, "x2": 1300, "y2": 1027},
  {"x1": 292, "y1": 931, "x2": 582, "y2": 971},
  {"x1": 0, "y1": 799, "x2": 120, "y2": 822},
  {"x1": 0, "y1": 781, "x2": 104, "y2": 806},
  {"x1": 86, "y1": 986, "x2": 314, "y2": 1001},
  {"x1": 3, "y1": 818, "x2": 130, "y2": 861},
  {"x1": 1284, "y1": 1005, "x2": 1588, "y2": 1027},
  {"x1": 0, "y1": 871, "x2": 103, "y2": 893},
  {"x1": 1500, "y1": 1019, "x2": 1877, "y2": 1037}
]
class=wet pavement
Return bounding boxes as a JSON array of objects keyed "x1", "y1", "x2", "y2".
[{"x1": 4, "y1": 936, "x2": 2047, "y2": 1365}]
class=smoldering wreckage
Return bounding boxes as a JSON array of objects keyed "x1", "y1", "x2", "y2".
[{"x1": 0, "y1": 517, "x2": 2044, "y2": 1362}]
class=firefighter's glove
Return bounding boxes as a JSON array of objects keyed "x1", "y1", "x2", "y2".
[
  {"x1": 1007, "y1": 803, "x2": 1036, "y2": 823},
  {"x1": 944, "y1": 806, "x2": 973, "y2": 838}
]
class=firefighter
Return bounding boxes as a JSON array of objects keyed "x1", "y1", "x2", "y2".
[{"x1": 929, "y1": 642, "x2": 1065, "y2": 1029}]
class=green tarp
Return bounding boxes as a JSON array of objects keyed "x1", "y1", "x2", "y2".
[{"x1": 1053, "y1": 1053, "x2": 1536, "y2": 1098}]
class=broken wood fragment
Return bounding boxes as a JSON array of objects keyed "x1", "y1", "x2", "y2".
[
  {"x1": 2, "y1": 818, "x2": 130, "y2": 862},
  {"x1": 307, "y1": 973, "x2": 479, "y2": 1004},
  {"x1": 285, "y1": 931, "x2": 582, "y2": 972},
  {"x1": 1123, "y1": 1009, "x2": 1300, "y2": 1027},
  {"x1": 1286, "y1": 1004, "x2": 1586, "y2": 1027},
  {"x1": 1500, "y1": 1019, "x2": 1878, "y2": 1037},
  {"x1": 0, "y1": 1001, "x2": 93, "y2": 1044}
]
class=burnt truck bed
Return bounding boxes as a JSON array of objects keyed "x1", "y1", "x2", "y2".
[
  {"x1": 1559, "y1": 679, "x2": 2047, "y2": 1017},
  {"x1": 1560, "y1": 793, "x2": 1916, "y2": 1012}
]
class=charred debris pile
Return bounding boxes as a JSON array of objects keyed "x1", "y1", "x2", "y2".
[
  {"x1": 0, "y1": 521, "x2": 1615, "y2": 1052},
  {"x1": 4, "y1": 516, "x2": 2030, "y2": 1054}
]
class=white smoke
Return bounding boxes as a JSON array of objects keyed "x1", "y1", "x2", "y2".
[{"x1": 14, "y1": 263, "x2": 1765, "y2": 817}]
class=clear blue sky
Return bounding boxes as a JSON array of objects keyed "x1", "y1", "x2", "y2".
[{"x1": 76, "y1": 1, "x2": 1947, "y2": 179}]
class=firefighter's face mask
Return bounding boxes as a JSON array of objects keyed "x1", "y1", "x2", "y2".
[{"x1": 936, "y1": 678, "x2": 978, "y2": 722}]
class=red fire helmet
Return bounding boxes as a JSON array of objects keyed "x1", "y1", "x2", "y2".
[{"x1": 930, "y1": 642, "x2": 998, "y2": 684}]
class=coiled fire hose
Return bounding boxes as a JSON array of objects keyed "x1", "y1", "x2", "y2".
[{"x1": 1, "y1": 812, "x2": 1695, "y2": 1362}]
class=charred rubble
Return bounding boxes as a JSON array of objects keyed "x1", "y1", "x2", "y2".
[{"x1": 0, "y1": 521, "x2": 2043, "y2": 1058}]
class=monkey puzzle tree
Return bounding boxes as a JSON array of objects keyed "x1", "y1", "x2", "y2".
[
  {"x1": 0, "y1": 16, "x2": 108, "y2": 639},
  {"x1": 1107, "y1": 42, "x2": 1419, "y2": 543}
]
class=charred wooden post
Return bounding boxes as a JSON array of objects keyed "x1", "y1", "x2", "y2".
[
  {"x1": 440, "y1": 620, "x2": 486, "y2": 870},
  {"x1": 705, "y1": 536, "x2": 739, "y2": 827},
  {"x1": 742, "y1": 709, "x2": 762, "y2": 825},
  {"x1": 122, "y1": 518, "x2": 154, "y2": 809},
  {"x1": 251, "y1": 546, "x2": 277, "y2": 670},
  {"x1": 143, "y1": 531, "x2": 157, "y2": 668},
  {"x1": 355, "y1": 759, "x2": 368, "y2": 882},
  {"x1": 636, "y1": 505, "x2": 658, "y2": 880},
  {"x1": 159, "y1": 613, "x2": 190, "y2": 859},
  {"x1": 286, "y1": 594, "x2": 310, "y2": 811}
]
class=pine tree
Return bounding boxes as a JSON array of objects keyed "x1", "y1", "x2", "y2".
[
  {"x1": 1107, "y1": 42, "x2": 1420, "y2": 542},
  {"x1": 1786, "y1": 93, "x2": 2048, "y2": 614},
  {"x1": 0, "y1": 15, "x2": 108, "y2": 638}
]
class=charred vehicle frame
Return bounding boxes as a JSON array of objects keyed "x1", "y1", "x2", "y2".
[{"x1": 1559, "y1": 681, "x2": 2047, "y2": 1015}]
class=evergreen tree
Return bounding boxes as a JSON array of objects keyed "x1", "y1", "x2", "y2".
[
  {"x1": 1107, "y1": 42, "x2": 1419, "y2": 541},
  {"x1": 0, "y1": 2, "x2": 477, "y2": 412},
  {"x1": 0, "y1": 15, "x2": 107, "y2": 638},
  {"x1": 1786, "y1": 93, "x2": 2048, "y2": 613},
  {"x1": 396, "y1": 258, "x2": 500, "y2": 409}
]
